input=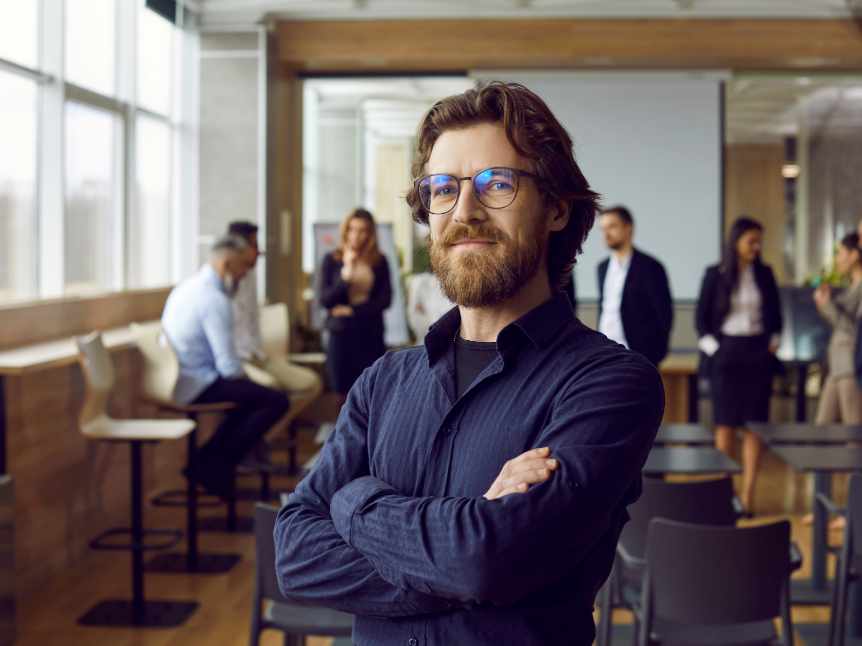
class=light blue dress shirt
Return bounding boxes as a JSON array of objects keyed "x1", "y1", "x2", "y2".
[{"x1": 162, "y1": 264, "x2": 245, "y2": 404}]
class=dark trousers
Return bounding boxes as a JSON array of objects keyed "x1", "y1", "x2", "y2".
[{"x1": 192, "y1": 378, "x2": 289, "y2": 474}]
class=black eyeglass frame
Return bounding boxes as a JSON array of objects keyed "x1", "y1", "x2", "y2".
[{"x1": 413, "y1": 167, "x2": 541, "y2": 216}]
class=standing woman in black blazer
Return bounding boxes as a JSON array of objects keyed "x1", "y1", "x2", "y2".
[
  {"x1": 696, "y1": 217, "x2": 782, "y2": 516},
  {"x1": 319, "y1": 209, "x2": 392, "y2": 404}
]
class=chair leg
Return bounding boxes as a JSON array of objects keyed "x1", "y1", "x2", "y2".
[
  {"x1": 282, "y1": 634, "x2": 300, "y2": 646},
  {"x1": 248, "y1": 587, "x2": 263, "y2": 646},
  {"x1": 130, "y1": 441, "x2": 145, "y2": 624},
  {"x1": 837, "y1": 570, "x2": 851, "y2": 646}
]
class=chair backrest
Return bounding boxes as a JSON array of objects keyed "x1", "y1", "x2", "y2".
[
  {"x1": 254, "y1": 502, "x2": 291, "y2": 604},
  {"x1": 131, "y1": 322, "x2": 180, "y2": 404},
  {"x1": 645, "y1": 518, "x2": 790, "y2": 625},
  {"x1": 620, "y1": 477, "x2": 738, "y2": 560},
  {"x1": 74, "y1": 332, "x2": 115, "y2": 431},
  {"x1": 260, "y1": 303, "x2": 289, "y2": 360}
]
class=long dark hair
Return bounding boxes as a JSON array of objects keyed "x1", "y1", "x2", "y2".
[{"x1": 717, "y1": 216, "x2": 764, "y2": 316}]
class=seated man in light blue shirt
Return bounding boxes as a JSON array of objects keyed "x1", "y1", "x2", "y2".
[{"x1": 162, "y1": 234, "x2": 289, "y2": 500}]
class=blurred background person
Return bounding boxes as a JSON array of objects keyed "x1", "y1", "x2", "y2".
[
  {"x1": 319, "y1": 209, "x2": 392, "y2": 405},
  {"x1": 597, "y1": 206, "x2": 673, "y2": 366},
  {"x1": 228, "y1": 221, "x2": 323, "y2": 409},
  {"x1": 161, "y1": 235, "x2": 289, "y2": 499},
  {"x1": 696, "y1": 217, "x2": 782, "y2": 517},
  {"x1": 228, "y1": 221, "x2": 323, "y2": 470},
  {"x1": 407, "y1": 272, "x2": 453, "y2": 345},
  {"x1": 800, "y1": 232, "x2": 862, "y2": 527},
  {"x1": 813, "y1": 232, "x2": 862, "y2": 426}
]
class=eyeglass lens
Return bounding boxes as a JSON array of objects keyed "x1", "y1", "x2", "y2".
[{"x1": 419, "y1": 168, "x2": 519, "y2": 214}]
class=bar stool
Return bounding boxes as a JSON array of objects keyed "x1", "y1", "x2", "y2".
[
  {"x1": 74, "y1": 332, "x2": 198, "y2": 627},
  {"x1": 131, "y1": 322, "x2": 242, "y2": 574}
]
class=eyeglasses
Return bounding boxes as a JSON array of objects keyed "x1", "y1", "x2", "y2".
[{"x1": 414, "y1": 167, "x2": 539, "y2": 215}]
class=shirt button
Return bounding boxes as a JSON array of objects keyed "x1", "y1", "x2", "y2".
[
  {"x1": 408, "y1": 639, "x2": 418, "y2": 646},
  {"x1": 442, "y1": 426, "x2": 452, "y2": 435},
  {"x1": 444, "y1": 600, "x2": 453, "y2": 608}
]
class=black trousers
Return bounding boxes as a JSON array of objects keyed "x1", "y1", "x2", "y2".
[{"x1": 192, "y1": 378, "x2": 289, "y2": 473}]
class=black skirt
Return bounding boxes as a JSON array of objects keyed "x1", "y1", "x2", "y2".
[
  {"x1": 710, "y1": 334, "x2": 773, "y2": 427},
  {"x1": 326, "y1": 319, "x2": 386, "y2": 395}
]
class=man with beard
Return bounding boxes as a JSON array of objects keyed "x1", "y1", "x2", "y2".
[
  {"x1": 274, "y1": 82, "x2": 663, "y2": 646},
  {"x1": 597, "y1": 206, "x2": 674, "y2": 366}
]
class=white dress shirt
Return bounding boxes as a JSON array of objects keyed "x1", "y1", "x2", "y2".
[
  {"x1": 599, "y1": 252, "x2": 633, "y2": 349},
  {"x1": 698, "y1": 263, "x2": 781, "y2": 356},
  {"x1": 232, "y1": 267, "x2": 266, "y2": 362}
]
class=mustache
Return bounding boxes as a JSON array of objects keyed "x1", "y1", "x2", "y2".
[{"x1": 435, "y1": 223, "x2": 510, "y2": 247}]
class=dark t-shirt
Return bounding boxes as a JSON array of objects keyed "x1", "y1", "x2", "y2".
[{"x1": 454, "y1": 335, "x2": 499, "y2": 399}]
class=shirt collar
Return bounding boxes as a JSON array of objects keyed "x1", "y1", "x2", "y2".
[{"x1": 424, "y1": 291, "x2": 575, "y2": 364}]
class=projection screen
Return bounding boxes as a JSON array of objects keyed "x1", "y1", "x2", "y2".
[{"x1": 472, "y1": 71, "x2": 725, "y2": 301}]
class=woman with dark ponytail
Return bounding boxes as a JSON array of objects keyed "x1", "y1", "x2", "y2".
[{"x1": 696, "y1": 217, "x2": 782, "y2": 517}]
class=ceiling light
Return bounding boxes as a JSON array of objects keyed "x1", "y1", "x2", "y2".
[{"x1": 782, "y1": 164, "x2": 800, "y2": 178}]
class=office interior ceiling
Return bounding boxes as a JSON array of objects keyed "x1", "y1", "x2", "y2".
[
  {"x1": 725, "y1": 75, "x2": 862, "y2": 144},
  {"x1": 197, "y1": 0, "x2": 856, "y2": 24}
]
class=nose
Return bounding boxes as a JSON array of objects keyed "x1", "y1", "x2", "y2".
[{"x1": 451, "y1": 179, "x2": 488, "y2": 227}]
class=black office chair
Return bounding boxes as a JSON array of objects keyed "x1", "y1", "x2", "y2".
[
  {"x1": 597, "y1": 477, "x2": 742, "y2": 646},
  {"x1": 251, "y1": 503, "x2": 354, "y2": 646},
  {"x1": 820, "y1": 473, "x2": 862, "y2": 646},
  {"x1": 639, "y1": 519, "x2": 794, "y2": 646}
]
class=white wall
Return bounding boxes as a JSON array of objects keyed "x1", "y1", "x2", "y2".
[{"x1": 474, "y1": 71, "x2": 725, "y2": 300}]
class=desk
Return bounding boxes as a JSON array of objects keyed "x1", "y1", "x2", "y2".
[
  {"x1": 749, "y1": 422, "x2": 862, "y2": 445},
  {"x1": 0, "y1": 325, "x2": 142, "y2": 473},
  {"x1": 643, "y1": 447, "x2": 741, "y2": 476},
  {"x1": 771, "y1": 445, "x2": 862, "y2": 616},
  {"x1": 653, "y1": 424, "x2": 713, "y2": 446},
  {"x1": 657, "y1": 353, "x2": 699, "y2": 424}
]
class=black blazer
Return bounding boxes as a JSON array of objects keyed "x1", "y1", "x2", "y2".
[
  {"x1": 597, "y1": 248, "x2": 674, "y2": 366},
  {"x1": 695, "y1": 262, "x2": 783, "y2": 374},
  {"x1": 319, "y1": 253, "x2": 392, "y2": 337}
]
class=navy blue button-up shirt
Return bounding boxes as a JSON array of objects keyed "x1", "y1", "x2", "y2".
[{"x1": 275, "y1": 292, "x2": 664, "y2": 645}]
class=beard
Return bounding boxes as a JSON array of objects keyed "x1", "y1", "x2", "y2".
[
  {"x1": 429, "y1": 220, "x2": 546, "y2": 309},
  {"x1": 607, "y1": 239, "x2": 624, "y2": 251}
]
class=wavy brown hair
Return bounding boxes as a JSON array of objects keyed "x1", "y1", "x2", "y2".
[
  {"x1": 332, "y1": 208, "x2": 384, "y2": 267},
  {"x1": 405, "y1": 81, "x2": 601, "y2": 289}
]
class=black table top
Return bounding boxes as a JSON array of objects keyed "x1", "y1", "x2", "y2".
[
  {"x1": 748, "y1": 423, "x2": 862, "y2": 445},
  {"x1": 653, "y1": 424, "x2": 714, "y2": 445},
  {"x1": 643, "y1": 447, "x2": 741, "y2": 475},
  {"x1": 771, "y1": 446, "x2": 862, "y2": 473}
]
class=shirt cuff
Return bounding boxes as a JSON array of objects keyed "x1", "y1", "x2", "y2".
[
  {"x1": 698, "y1": 334, "x2": 720, "y2": 357},
  {"x1": 331, "y1": 476, "x2": 394, "y2": 546}
]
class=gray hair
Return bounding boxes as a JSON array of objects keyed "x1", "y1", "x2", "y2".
[{"x1": 210, "y1": 234, "x2": 248, "y2": 260}]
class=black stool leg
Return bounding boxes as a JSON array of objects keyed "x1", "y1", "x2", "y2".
[
  {"x1": 78, "y1": 441, "x2": 198, "y2": 627},
  {"x1": 131, "y1": 441, "x2": 145, "y2": 622},
  {"x1": 186, "y1": 429, "x2": 199, "y2": 571},
  {"x1": 146, "y1": 417, "x2": 242, "y2": 574}
]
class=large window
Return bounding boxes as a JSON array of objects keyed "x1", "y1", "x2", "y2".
[
  {"x1": 0, "y1": 72, "x2": 38, "y2": 302},
  {"x1": 0, "y1": 0, "x2": 195, "y2": 304},
  {"x1": 64, "y1": 102, "x2": 120, "y2": 295}
]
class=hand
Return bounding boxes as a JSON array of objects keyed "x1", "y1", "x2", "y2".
[
  {"x1": 343, "y1": 248, "x2": 359, "y2": 267},
  {"x1": 813, "y1": 284, "x2": 832, "y2": 310},
  {"x1": 769, "y1": 343, "x2": 779, "y2": 354},
  {"x1": 483, "y1": 447, "x2": 558, "y2": 500},
  {"x1": 331, "y1": 305, "x2": 354, "y2": 318}
]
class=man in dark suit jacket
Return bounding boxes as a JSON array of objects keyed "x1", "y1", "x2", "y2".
[{"x1": 597, "y1": 206, "x2": 674, "y2": 366}]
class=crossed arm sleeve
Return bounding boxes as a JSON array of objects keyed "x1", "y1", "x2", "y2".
[
  {"x1": 328, "y1": 357, "x2": 664, "y2": 607},
  {"x1": 274, "y1": 366, "x2": 463, "y2": 617}
]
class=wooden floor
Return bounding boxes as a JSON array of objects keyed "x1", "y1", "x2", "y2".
[{"x1": 14, "y1": 412, "x2": 847, "y2": 645}]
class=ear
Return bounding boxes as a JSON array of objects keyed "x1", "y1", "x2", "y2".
[{"x1": 548, "y1": 198, "x2": 572, "y2": 233}]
